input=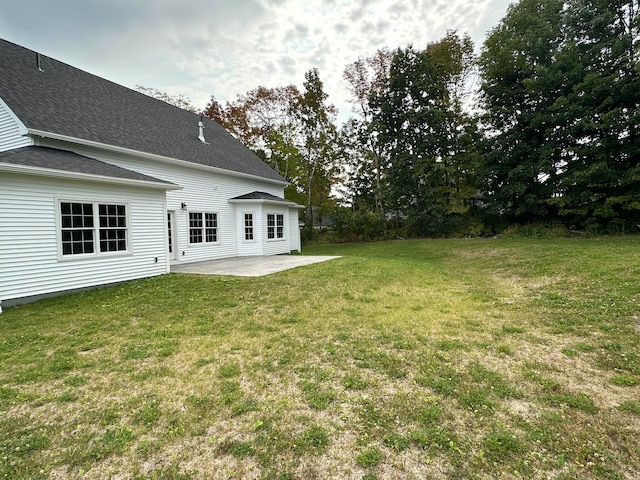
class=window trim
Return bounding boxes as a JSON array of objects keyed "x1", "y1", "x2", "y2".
[
  {"x1": 243, "y1": 212, "x2": 255, "y2": 242},
  {"x1": 188, "y1": 211, "x2": 220, "y2": 246},
  {"x1": 56, "y1": 198, "x2": 131, "y2": 261},
  {"x1": 266, "y1": 213, "x2": 285, "y2": 241}
]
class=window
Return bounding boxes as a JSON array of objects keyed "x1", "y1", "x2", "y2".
[
  {"x1": 99, "y1": 204, "x2": 127, "y2": 252},
  {"x1": 276, "y1": 214, "x2": 284, "y2": 239},
  {"x1": 267, "y1": 214, "x2": 285, "y2": 240},
  {"x1": 205, "y1": 213, "x2": 218, "y2": 243},
  {"x1": 189, "y1": 212, "x2": 203, "y2": 243},
  {"x1": 244, "y1": 213, "x2": 254, "y2": 241},
  {"x1": 189, "y1": 212, "x2": 218, "y2": 244},
  {"x1": 61, "y1": 202, "x2": 94, "y2": 255},
  {"x1": 60, "y1": 201, "x2": 128, "y2": 256}
]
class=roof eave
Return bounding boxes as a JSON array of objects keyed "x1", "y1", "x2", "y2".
[
  {"x1": 228, "y1": 198, "x2": 304, "y2": 208},
  {"x1": 28, "y1": 128, "x2": 289, "y2": 186},
  {"x1": 0, "y1": 162, "x2": 181, "y2": 190}
]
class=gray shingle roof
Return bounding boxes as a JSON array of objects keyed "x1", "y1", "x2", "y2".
[
  {"x1": 0, "y1": 39, "x2": 285, "y2": 183},
  {"x1": 230, "y1": 191, "x2": 294, "y2": 203},
  {"x1": 0, "y1": 146, "x2": 175, "y2": 186}
]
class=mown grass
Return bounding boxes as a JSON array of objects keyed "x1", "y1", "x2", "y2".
[{"x1": 1, "y1": 236, "x2": 639, "y2": 479}]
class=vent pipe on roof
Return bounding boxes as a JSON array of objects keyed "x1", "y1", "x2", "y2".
[
  {"x1": 198, "y1": 116, "x2": 207, "y2": 144},
  {"x1": 36, "y1": 52, "x2": 43, "y2": 72}
]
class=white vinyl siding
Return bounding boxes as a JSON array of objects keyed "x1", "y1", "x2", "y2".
[
  {"x1": 52, "y1": 141, "x2": 292, "y2": 262},
  {"x1": 289, "y1": 209, "x2": 301, "y2": 252},
  {"x1": 0, "y1": 97, "x2": 32, "y2": 151},
  {"x1": 263, "y1": 208, "x2": 291, "y2": 255},
  {"x1": 0, "y1": 173, "x2": 167, "y2": 304},
  {"x1": 30, "y1": 138, "x2": 301, "y2": 263}
]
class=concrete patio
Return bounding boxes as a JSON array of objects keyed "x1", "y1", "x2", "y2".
[{"x1": 170, "y1": 255, "x2": 341, "y2": 277}]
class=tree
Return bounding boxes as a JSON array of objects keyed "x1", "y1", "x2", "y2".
[
  {"x1": 479, "y1": 0, "x2": 640, "y2": 231},
  {"x1": 203, "y1": 86, "x2": 305, "y2": 203},
  {"x1": 342, "y1": 49, "x2": 393, "y2": 224},
  {"x1": 371, "y1": 32, "x2": 480, "y2": 236},
  {"x1": 549, "y1": 0, "x2": 640, "y2": 230},
  {"x1": 203, "y1": 75, "x2": 339, "y2": 232},
  {"x1": 338, "y1": 118, "x2": 379, "y2": 211},
  {"x1": 202, "y1": 96, "x2": 233, "y2": 131},
  {"x1": 427, "y1": 32, "x2": 481, "y2": 219},
  {"x1": 296, "y1": 68, "x2": 339, "y2": 235},
  {"x1": 478, "y1": 0, "x2": 566, "y2": 227}
]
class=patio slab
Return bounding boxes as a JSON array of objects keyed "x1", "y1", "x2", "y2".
[{"x1": 170, "y1": 255, "x2": 341, "y2": 277}]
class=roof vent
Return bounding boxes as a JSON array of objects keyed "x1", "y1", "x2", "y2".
[
  {"x1": 198, "y1": 116, "x2": 207, "y2": 144},
  {"x1": 36, "y1": 52, "x2": 43, "y2": 72}
]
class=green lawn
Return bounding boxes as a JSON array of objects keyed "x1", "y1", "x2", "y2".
[{"x1": 1, "y1": 237, "x2": 639, "y2": 479}]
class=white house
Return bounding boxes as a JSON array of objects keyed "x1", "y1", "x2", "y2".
[{"x1": 0, "y1": 39, "x2": 303, "y2": 311}]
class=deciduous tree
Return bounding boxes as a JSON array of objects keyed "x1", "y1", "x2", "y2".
[
  {"x1": 549, "y1": 0, "x2": 640, "y2": 230},
  {"x1": 342, "y1": 49, "x2": 393, "y2": 223},
  {"x1": 478, "y1": 0, "x2": 565, "y2": 227},
  {"x1": 296, "y1": 69, "x2": 339, "y2": 234},
  {"x1": 372, "y1": 32, "x2": 480, "y2": 236},
  {"x1": 135, "y1": 85, "x2": 199, "y2": 113}
]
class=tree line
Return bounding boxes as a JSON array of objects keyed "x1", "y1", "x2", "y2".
[{"x1": 145, "y1": 0, "x2": 640, "y2": 239}]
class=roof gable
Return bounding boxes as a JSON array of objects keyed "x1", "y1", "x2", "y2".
[
  {"x1": 231, "y1": 191, "x2": 292, "y2": 202},
  {"x1": 229, "y1": 191, "x2": 304, "y2": 208},
  {"x1": 0, "y1": 39, "x2": 285, "y2": 183}
]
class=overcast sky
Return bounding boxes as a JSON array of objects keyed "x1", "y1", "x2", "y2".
[{"x1": 1, "y1": 0, "x2": 512, "y2": 122}]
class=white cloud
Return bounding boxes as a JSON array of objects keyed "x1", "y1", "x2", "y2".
[{"x1": 0, "y1": 0, "x2": 511, "y2": 121}]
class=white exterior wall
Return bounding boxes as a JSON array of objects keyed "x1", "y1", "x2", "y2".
[
  {"x1": 236, "y1": 205, "x2": 263, "y2": 256},
  {"x1": 289, "y1": 209, "x2": 301, "y2": 253},
  {"x1": 0, "y1": 172, "x2": 167, "y2": 305},
  {"x1": 34, "y1": 139, "x2": 301, "y2": 262},
  {"x1": 0, "y1": 98, "x2": 32, "y2": 151},
  {"x1": 263, "y1": 206, "x2": 292, "y2": 255},
  {"x1": 42, "y1": 140, "x2": 296, "y2": 262}
]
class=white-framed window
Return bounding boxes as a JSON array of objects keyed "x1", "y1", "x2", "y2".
[
  {"x1": 189, "y1": 212, "x2": 218, "y2": 244},
  {"x1": 267, "y1": 214, "x2": 285, "y2": 240},
  {"x1": 244, "y1": 213, "x2": 254, "y2": 241},
  {"x1": 59, "y1": 201, "x2": 129, "y2": 256}
]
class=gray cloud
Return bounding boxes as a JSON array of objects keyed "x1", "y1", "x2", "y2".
[
  {"x1": 0, "y1": 0, "x2": 511, "y2": 120},
  {"x1": 278, "y1": 55, "x2": 298, "y2": 77},
  {"x1": 333, "y1": 22, "x2": 349, "y2": 35}
]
